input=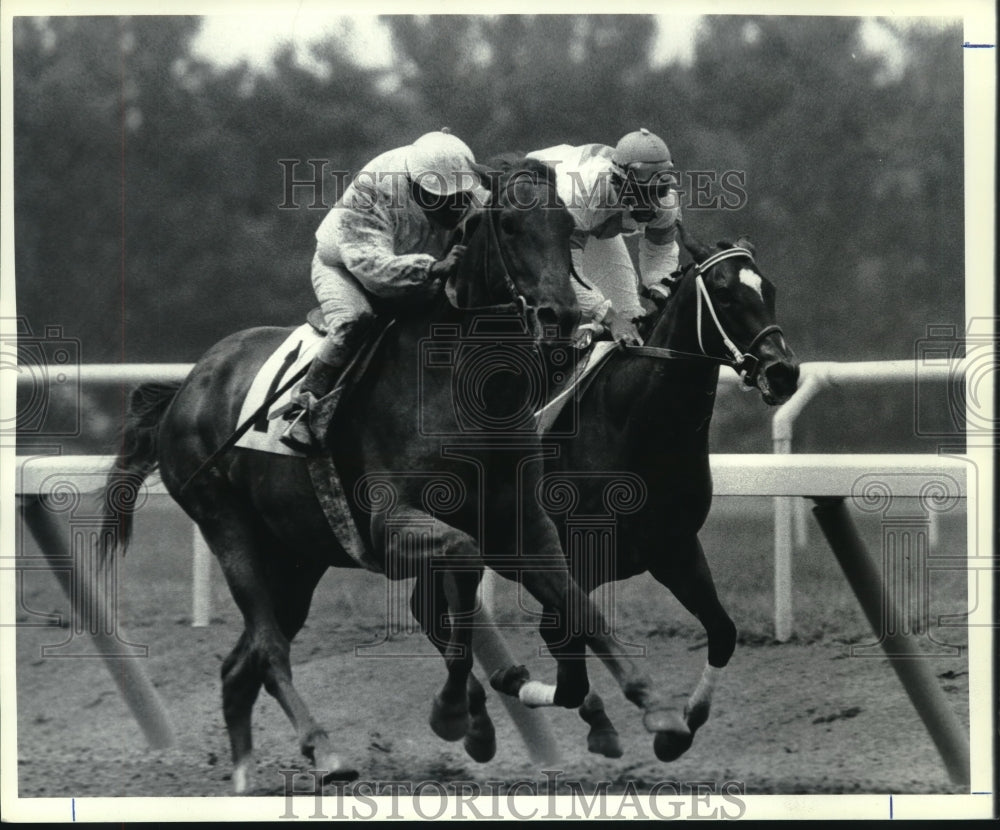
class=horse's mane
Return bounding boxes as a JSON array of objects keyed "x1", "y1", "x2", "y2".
[
  {"x1": 483, "y1": 153, "x2": 560, "y2": 198},
  {"x1": 633, "y1": 236, "x2": 759, "y2": 339}
]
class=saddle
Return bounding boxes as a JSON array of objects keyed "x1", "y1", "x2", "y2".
[{"x1": 533, "y1": 340, "x2": 618, "y2": 434}]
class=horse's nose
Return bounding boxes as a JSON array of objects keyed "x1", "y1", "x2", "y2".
[
  {"x1": 536, "y1": 306, "x2": 581, "y2": 341},
  {"x1": 764, "y1": 360, "x2": 800, "y2": 402}
]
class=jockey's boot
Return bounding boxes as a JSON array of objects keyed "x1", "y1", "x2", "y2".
[{"x1": 279, "y1": 357, "x2": 343, "y2": 453}]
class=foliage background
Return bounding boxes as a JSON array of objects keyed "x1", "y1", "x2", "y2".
[{"x1": 12, "y1": 14, "x2": 967, "y2": 452}]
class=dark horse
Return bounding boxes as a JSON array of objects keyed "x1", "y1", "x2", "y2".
[
  {"x1": 491, "y1": 222, "x2": 800, "y2": 762},
  {"x1": 99, "y1": 158, "x2": 691, "y2": 793}
]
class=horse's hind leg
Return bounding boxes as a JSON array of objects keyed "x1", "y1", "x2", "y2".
[
  {"x1": 648, "y1": 535, "x2": 737, "y2": 752},
  {"x1": 410, "y1": 572, "x2": 495, "y2": 762},
  {"x1": 199, "y1": 510, "x2": 353, "y2": 792}
]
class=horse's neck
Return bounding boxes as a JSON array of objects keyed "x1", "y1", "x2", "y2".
[
  {"x1": 644, "y1": 285, "x2": 701, "y2": 358},
  {"x1": 452, "y1": 223, "x2": 496, "y2": 309},
  {"x1": 596, "y1": 294, "x2": 719, "y2": 444}
]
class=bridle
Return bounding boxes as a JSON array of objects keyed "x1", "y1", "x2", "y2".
[
  {"x1": 444, "y1": 174, "x2": 588, "y2": 339},
  {"x1": 627, "y1": 246, "x2": 783, "y2": 387}
]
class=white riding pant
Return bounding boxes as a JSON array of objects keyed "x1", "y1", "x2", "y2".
[{"x1": 310, "y1": 252, "x2": 377, "y2": 366}]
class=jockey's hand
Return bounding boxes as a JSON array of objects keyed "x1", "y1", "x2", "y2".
[
  {"x1": 602, "y1": 307, "x2": 644, "y2": 346},
  {"x1": 429, "y1": 245, "x2": 467, "y2": 279},
  {"x1": 574, "y1": 321, "x2": 604, "y2": 350}
]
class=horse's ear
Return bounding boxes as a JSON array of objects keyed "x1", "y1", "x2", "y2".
[
  {"x1": 676, "y1": 220, "x2": 712, "y2": 263},
  {"x1": 470, "y1": 161, "x2": 496, "y2": 193},
  {"x1": 470, "y1": 161, "x2": 497, "y2": 193},
  {"x1": 735, "y1": 234, "x2": 756, "y2": 256}
]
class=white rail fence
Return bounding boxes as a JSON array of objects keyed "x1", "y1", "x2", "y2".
[
  {"x1": 14, "y1": 359, "x2": 967, "y2": 637},
  {"x1": 768, "y1": 359, "x2": 967, "y2": 641}
]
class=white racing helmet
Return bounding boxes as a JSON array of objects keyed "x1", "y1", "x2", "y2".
[{"x1": 405, "y1": 129, "x2": 478, "y2": 196}]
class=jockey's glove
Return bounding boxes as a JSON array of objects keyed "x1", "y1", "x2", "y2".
[
  {"x1": 645, "y1": 271, "x2": 683, "y2": 305},
  {"x1": 647, "y1": 283, "x2": 672, "y2": 302},
  {"x1": 429, "y1": 244, "x2": 468, "y2": 279},
  {"x1": 602, "y1": 307, "x2": 644, "y2": 347}
]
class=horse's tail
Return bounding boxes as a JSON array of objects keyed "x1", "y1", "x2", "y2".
[{"x1": 99, "y1": 381, "x2": 182, "y2": 562}]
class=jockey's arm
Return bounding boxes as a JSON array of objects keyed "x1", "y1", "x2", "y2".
[
  {"x1": 639, "y1": 210, "x2": 681, "y2": 301},
  {"x1": 569, "y1": 232, "x2": 613, "y2": 323},
  {"x1": 572, "y1": 234, "x2": 644, "y2": 346},
  {"x1": 319, "y1": 201, "x2": 439, "y2": 300}
]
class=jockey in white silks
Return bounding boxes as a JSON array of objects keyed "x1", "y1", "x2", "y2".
[
  {"x1": 527, "y1": 128, "x2": 681, "y2": 347},
  {"x1": 281, "y1": 130, "x2": 487, "y2": 452}
]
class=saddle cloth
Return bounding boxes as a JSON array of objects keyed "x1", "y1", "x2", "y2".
[
  {"x1": 234, "y1": 314, "x2": 384, "y2": 573},
  {"x1": 234, "y1": 323, "x2": 325, "y2": 457},
  {"x1": 533, "y1": 341, "x2": 618, "y2": 433}
]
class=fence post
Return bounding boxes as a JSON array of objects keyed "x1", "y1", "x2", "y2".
[
  {"x1": 191, "y1": 525, "x2": 212, "y2": 627},
  {"x1": 21, "y1": 494, "x2": 175, "y2": 749},
  {"x1": 771, "y1": 372, "x2": 824, "y2": 641}
]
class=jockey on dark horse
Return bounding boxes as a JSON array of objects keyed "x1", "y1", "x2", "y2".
[
  {"x1": 280, "y1": 129, "x2": 488, "y2": 452},
  {"x1": 528, "y1": 127, "x2": 681, "y2": 348}
]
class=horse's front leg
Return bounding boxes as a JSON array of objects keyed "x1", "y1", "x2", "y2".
[
  {"x1": 373, "y1": 507, "x2": 483, "y2": 743},
  {"x1": 647, "y1": 534, "x2": 737, "y2": 757},
  {"x1": 487, "y1": 501, "x2": 690, "y2": 757},
  {"x1": 409, "y1": 570, "x2": 496, "y2": 762},
  {"x1": 579, "y1": 690, "x2": 623, "y2": 758}
]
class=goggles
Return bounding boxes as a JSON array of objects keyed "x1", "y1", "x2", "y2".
[{"x1": 612, "y1": 168, "x2": 676, "y2": 209}]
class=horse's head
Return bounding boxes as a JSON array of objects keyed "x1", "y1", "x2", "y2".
[
  {"x1": 646, "y1": 222, "x2": 799, "y2": 405},
  {"x1": 451, "y1": 157, "x2": 580, "y2": 343}
]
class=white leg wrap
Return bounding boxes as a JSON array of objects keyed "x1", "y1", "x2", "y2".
[
  {"x1": 690, "y1": 664, "x2": 721, "y2": 706},
  {"x1": 233, "y1": 758, "x2": 253, "y2": 795},
  {"x1": 519, "y1": 680, "x2": 557, "y2": 708}
]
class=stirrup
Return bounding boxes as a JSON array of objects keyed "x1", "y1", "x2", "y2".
[
  {"x1": 269, "y1": 399, "x2": 300, "y2": 420},
  {"x1": 278, "y1": 407, "x2": 319, "y2": 453},
  {"x1": 270, "y1": 387, "x2": 312, "y2": 421}
]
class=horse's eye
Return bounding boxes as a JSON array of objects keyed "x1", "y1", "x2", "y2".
[
  {"x1": 710, "y1": 280, "x2": 735, "y2": 301},
  {"x1": 499, "y1": 213, "x2": 518, "y2": 235}
]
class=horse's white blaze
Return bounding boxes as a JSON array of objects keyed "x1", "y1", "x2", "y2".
[{"x1": 739, "y1": 268, "x2": 764, "y2": 300}]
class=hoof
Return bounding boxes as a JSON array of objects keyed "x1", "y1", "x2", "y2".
[
  {"x1": 652, "y1": 716, "x2": 694, "y2": 763},
  {"x1": 489, "y1": 665, "x2": 530, "y2": 698},
  {"x1": 654, "y1": 728, "x2": 694, "y2": 762},
  {"x1": 430, "y1": 695, "x2": 470, "y2": 742},
  {"x1": 586, "y1": 728, "x2": 624, "y2": 759},
  {"x1": 315, "y1": 752, "x2": 360, "y2": 783},
  {"x1": 463, "y1": 715, "x2": 497, "y2": 763},
  {"x1": 645, "y1": 710, "x2": 693, "y2": 762}
]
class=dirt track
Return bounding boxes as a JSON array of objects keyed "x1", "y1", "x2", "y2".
[
  {"x1": 15, "y1": 580, "x2": 970, "y2": 802},
  {"x1": 12, "y1": 500, "x2": 973, "y2": 817}
]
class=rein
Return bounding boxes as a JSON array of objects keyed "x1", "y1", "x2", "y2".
[
  {"x1": 443, "y1": 173, "x2": 580, "y2": 336},
  {"x1": 624, "y1": 246, "x2": 783, "y2": 386},
  {"x1": 444, "y1": 200, "x2": 528, "y2": 319}
]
